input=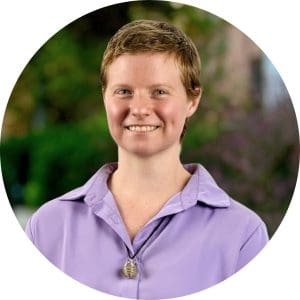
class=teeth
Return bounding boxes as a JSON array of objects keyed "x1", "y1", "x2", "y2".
[{"x1": 127, "y1": 125, "x2": 158, "y2": 132}]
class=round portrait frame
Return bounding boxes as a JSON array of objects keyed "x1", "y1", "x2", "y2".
[{"x1": 0, "y1": 1, "x2": 299, "y2": 299}]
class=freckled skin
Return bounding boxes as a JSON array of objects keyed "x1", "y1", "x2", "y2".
[{"x1": 103, "y1": 53, "x2": 200, "y2": 158}]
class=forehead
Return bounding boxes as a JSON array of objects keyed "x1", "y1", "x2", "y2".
[{"x1": 106, "y1": 52, "x2": 182, "y2": 86}]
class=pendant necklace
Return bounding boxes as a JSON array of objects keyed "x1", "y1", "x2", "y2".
[{"x1": 122, "y1": 216, "x2": 167, "y2": 279}]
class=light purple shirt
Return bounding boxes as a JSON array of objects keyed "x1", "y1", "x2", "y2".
[{"x1": 25, "y1": 163, "x2": 268, "y2": 299}]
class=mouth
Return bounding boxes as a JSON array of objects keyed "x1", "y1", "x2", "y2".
[{"x1": 125, "y1": 125, "x2": 160, "y2": 133}]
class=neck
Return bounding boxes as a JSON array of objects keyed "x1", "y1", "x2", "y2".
[{"x1": 109, "y1": 146, "x2": 191, "y2": 201}]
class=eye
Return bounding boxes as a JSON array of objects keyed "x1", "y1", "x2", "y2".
[
  {"x1": 114, "y1": 88, "x2": 133, "y2": 96},
  {"x1": 152, "y1": 89, "x2": 168, "y2": 97}
]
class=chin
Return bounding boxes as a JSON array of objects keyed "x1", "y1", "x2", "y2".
[
  {"x1": 121, "y1": 141, "x2": 180, "y2": 159},
  {"x1": 125, "y1": 147, "x2": 159, "y2": 158}
]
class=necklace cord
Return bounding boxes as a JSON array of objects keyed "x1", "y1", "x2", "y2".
[{"x1": 126, "y1": 216, "x2": 169, "y2": 259}]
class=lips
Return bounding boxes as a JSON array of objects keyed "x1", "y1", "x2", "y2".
[{"x1": 125, "y1": 125, "x2": 160, "y2": 132}]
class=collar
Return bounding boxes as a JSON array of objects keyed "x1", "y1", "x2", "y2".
[{"x1": 57, "y1": 162, "x2": 230, "y2": 210}]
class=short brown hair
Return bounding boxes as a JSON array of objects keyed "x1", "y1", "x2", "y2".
[{"x1": 100, "y1": 20, "x2": 201, "y2": 99}]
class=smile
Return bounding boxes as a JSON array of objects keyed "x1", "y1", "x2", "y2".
[{"x1": 126, "y1": 125, "x2": 160, "y2": 132}]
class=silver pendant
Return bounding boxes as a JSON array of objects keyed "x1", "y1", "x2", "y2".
[{"x1": 122, "y1": 258, "x2": 138, "y2": 279}]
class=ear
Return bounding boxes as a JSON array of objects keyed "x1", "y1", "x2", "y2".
[{"x1": 186, "y1": 87, "x2": 202, "y2": 117}]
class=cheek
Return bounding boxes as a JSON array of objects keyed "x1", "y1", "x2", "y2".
[
  {"x1": 105, "y1": 101, "x2": 127, "y2": 126},
  {"x1": 160, "y1": 102, "x2": 187, "y2": 126}
]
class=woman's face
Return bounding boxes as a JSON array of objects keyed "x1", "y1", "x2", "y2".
[{"x1": 103, "y1": 53, "x2": 200, "y2": 158}]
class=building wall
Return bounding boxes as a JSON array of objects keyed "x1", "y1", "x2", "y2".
[{"x1": 221, "y1": 25, "x2": 263, "y2": 107}]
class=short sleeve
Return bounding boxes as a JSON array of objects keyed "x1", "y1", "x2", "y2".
[{"x1": 235, "y1": 222, "x2": 269, "y2": 272}]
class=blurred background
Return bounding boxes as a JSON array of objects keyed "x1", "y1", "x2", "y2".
[{"x1": 0, "y1": 1, "x2": 298, "y2": 237}]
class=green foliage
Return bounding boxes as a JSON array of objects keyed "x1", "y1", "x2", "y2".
[
  {"x1": 1, "y1": 2, "x2": 298, "y2": 238},
  {"x1": 11, "y1": 29, "x2": 106, "y2": 128},
  {"x1": 2, "y1": 111, "x2": 116, "y2": 208}
]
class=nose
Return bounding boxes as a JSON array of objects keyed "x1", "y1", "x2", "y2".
[{"x1": 130, "y1": 94, "x2": 151, "y2": 118}]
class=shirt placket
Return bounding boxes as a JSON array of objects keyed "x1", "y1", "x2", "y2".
[
  {"x1": 87, "y1": 192, "x2": 141, "y2": 297},
  {"x1": 86, "y1": 186, "x2": 198, "y2": 299},
  {"x1": 121, "y1": 219, "x2": 169, "y2": 298}
]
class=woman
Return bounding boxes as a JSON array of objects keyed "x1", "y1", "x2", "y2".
[{"x1": 25, "y1": 20, "x2": 268, "y2": 299}]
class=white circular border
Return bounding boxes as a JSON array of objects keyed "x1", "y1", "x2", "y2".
[{"x1": 0, "y1": 0, "x2": 299, "y2": 299}]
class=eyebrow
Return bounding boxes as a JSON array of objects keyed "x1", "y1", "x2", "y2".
[
  {"x1": 110, "y1": 84, "x2": 132, "y2": 89},
  {"x1": 109, "y1": 83, "x2": 175, "y2": 90},
  {"x1": 149, "y1": 84, "x2": 174, "y2": 90}
]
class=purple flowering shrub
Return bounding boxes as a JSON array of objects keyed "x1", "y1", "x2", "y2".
[{"x1": 183, "y1": 100, "x2": 299, "y2": 236}]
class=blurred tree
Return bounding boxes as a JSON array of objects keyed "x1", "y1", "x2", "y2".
[{"x1": 0, "y1": 1, "x2": 298, "y2": 238}]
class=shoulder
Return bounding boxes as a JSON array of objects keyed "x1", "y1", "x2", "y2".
[
  {"x1": 227, "y1": 198, "x2": 266, "y2": 230},
  {"x1": 190, "y1": 196, "x2": 269, "y2": 268},
  {"x1": 25, "y1": 163, "x2": 117, "y2": 245},
  {"x1": 184, "y1": 162, "x2": 269, "y2": 253},
  {"x1": 181, "y1": 177, "x2": 269, "y2": 251},
  {"x1": 186, "y1": 163, "x2": 267, "y2": 235},
  {"x1": 226, "y1": 199, "x2": 269, "y2": 254},
  {"x1": 25, "y1": 196, "x2": 86, "y2": 243},
  {"x1": 31, "y1": 197, "x2": 85, "y2": 224},
  {"x1": 226, "y1": 200, "x2": 269, "y2": 270},
  {"x1": 191, "y1": 196, "x2": 268, "y2": 241},
  {"x1": 26, "y1": 163, "x2": 115, "y2": 236}
]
